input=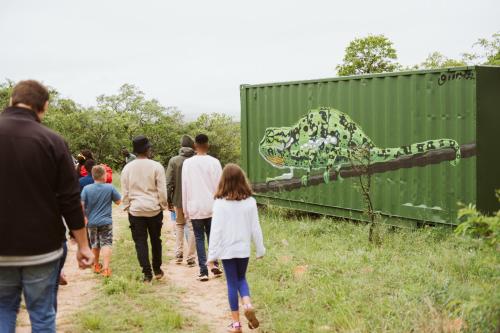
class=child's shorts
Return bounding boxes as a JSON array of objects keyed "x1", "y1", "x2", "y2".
[{"x1": 88, "y1": 224, "x2": 113, "y2": 248}]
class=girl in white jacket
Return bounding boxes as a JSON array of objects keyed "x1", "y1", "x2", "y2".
[{"x1": 207, "y1": 164, "x2": 265, "y2": 333}]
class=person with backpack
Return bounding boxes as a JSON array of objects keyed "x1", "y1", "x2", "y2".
[
  {"x1": 76, "y1": 149, "x2": 94, "y2": 177},
  {"x1": 79, "y1": 159, "x2": 96, "y2": 191},
  {"x1": 166, "y1": 135, "x2": 196, "y2": 267}
]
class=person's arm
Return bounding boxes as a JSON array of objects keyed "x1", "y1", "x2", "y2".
[
  {"x1": 181, "y1": 163, "x2": 189, "y2": 220},
  {"x1": 250, "y1": 199, "x2": 265, "y2": 258},
  {"x1": 71, "y1": 227, "x2": 94, "y2": 268},
  {"x1": 165, "y1": 159, "x2": 175, "y2": 209},
  {"x1": 112, "y1": 186, "x2": 122, "y2": 206},
  {"x1": 55, "y1": 141, "x2": 93, "y2": 267},
  {"x1": 214, "y1": 160, "x2": 222, "y2": 189},
  {"x1": 207, "y1": 202, "x2": 224, "y2": 264},
  {"x1": 121, "y1": 166, "x2": 130, "y2": 211},
  {"x1": 156, "y1": 164, "x2": 169, "y2": 210}
]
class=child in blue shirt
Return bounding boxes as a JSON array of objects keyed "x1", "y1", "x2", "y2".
[{"x1": 81, "y1": 165, "x2": 121, "y2": 277}]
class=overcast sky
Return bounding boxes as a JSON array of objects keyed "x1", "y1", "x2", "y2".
[{"x1": 1, "y1": 0, "x2": 498, "y2": 119}]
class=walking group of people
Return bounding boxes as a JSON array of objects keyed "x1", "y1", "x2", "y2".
[{"x1": 0, "y1": 80, "x2": 265, "y2": 333}]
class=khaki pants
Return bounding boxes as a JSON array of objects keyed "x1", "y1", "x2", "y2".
[{"x1": 174, "y1": 207, "x2": 196, "y2": 261}]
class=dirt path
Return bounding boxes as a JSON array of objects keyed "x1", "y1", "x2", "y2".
[
  {"x1": 16, "y1": 212, "x2": 256, "y2": 333},
  {"x1": 16, "y1": 241, "x2": 98, "y2": 333},
  {"x1": 163, "y1": 217, "x2": 231, "y2": 333}
]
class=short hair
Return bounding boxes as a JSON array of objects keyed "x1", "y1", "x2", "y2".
[
  {"x1": 195, "y1": 134, "x2": 209, "y2": 145},
  {"x1": 91, "y1": 164, "x2": 106, "y2": 181},
  {"x1": 11, "y1": 80, "x2": 50, "y2": 113},
  {"x1": 84, "y1": 159, "x2": 95, "y2": 174},
  {"x1": 214, "y1": 163, "x2": 253, "y2": 201}
]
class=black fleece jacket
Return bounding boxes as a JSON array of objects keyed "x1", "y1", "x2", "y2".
[{"x1": 0, "y1": 106, "x2": 85, "y2": 256}]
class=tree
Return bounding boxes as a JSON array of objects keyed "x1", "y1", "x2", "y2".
[
  {"x1": 419, "y1": 51, "x2": 466, "y2": 69},
  {"x1": 0, "y1": 81, "x2": 242, "y2": 170},
  {"x1": 463, "y1": 32, "x2": 500, "y2": 66},
  {"x1": 336, "y1": 35, "x2": 400, "y2": 76},
  {"x1": 187, "y1": 113, "x2": 240, "y2": 166}
]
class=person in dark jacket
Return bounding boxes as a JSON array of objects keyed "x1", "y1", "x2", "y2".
[
  {"x1": 166, "y1": 135, "x2": 197, "y2": 266},
  {"x1": 0, "y1": 80, "x2": 93, "y2": 332}
]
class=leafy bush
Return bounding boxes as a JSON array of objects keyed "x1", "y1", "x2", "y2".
[{"x1": 455, "y1": 190, "x2": 500, "y2": 246}]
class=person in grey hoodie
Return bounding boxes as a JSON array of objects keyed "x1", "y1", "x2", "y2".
[{"x1": 166, "y1": 135, "x2": 197, "y2": 267}]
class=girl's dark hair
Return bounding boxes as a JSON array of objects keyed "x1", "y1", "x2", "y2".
[
  {"x1": 81, "y1": 149, "x2": 94, "y2": 160},
  {"x1": 214, "y1": 163, "x2": 253, "y2": 201},
  {"x1": 76, "y1": 149, "x2": 94, "y2": 176}
]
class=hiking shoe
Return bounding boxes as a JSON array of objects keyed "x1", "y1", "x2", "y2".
[
  {"x1": 154, "y1": 269, "x2": 164, "y2": 280},
  {"x1": 227, "y1": 322, "x2": 242, "y2": 332},
  {"x1": 211, "y1": 266, "x2": 223, "y2": 277},
  {"x1": 93, "y1": 263, "x2": 103, "y2": 274},
  {"x1": 244, "y1": 305, "x2": 259, "y2": 329},
  {"x1": 197, "y1": 273, "x2": 209, "y2": 282},
  {"x1": 143, "y1": 275, "x2": 153, "y2": 284},
  {"x1": 175, "y1": 255, "x2": 183, "y2": 264},
  {"x1": 101, "y1": 268, "x2": 112, "y2": 278},
  {"x1": 186, "y1": 259, "x2": 196, "y2": 267}
]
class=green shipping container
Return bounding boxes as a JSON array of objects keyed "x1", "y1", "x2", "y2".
[{"x1": 240, "y1": 66, "x2": 500, "y2": 226}]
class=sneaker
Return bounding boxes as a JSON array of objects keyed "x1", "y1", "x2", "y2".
[
  {"x1": 197, "y1": 273, "x2": 209, "y2": 282},
  {"x1": 59, "y1": 272, "x2": 68, "y2": 286},
  {"x1": 175, "y1": 255, "x2": 183, "y2": 265},
  {"x1": 143, "y1": 275, "x2": 153, "y2": 284},
  {"x1": 101, "y1": 268, "x2": 112, "y2": 278},
  {"x1": 93, "y1": 263, "x2": 103, "y2": 274},
  {"x1": 211, "y1": 266, "x2": 223, "y2": 278},
  {"x1": 227, "y1": 322, "x2": 242, "y2": 333},
  {"x1": 244, "y1": 305, "x2": 259, "y2": 329},
  {"x1": 186, "y1": 259, "x2": 196, "y2": 267},
  {"x1": 154, "y1": 269, "x2": 164, "y2": 280}
]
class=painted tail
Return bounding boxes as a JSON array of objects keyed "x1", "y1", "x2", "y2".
[{"x1": 370, "y1": 139, "x2": 461, "y2": 166}]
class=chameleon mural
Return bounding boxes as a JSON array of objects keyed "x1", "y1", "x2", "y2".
[{"x1": 259, "y1": 107, "x2": 461, "y2": 185}]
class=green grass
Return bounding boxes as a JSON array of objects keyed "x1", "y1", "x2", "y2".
[
  {"x1": 73, "y1": 213, "x2": 207, "y2": 333},
  {"x1": 248, "y1": 207, "x2": 500, "y2": 333},
  {"x1": 72, "y1": 203, "x2": 499, "y2": 332}
]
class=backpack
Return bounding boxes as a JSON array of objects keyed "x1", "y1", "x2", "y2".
[{"x1": 103, "y1": 164, "x2": 113, "y2": 183}]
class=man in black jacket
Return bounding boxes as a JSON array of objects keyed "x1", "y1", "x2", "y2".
[{"x1": 0, "y1": 80, "x2": 93, "y2": 333}]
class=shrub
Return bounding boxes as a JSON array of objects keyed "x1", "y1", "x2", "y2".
[{"x1": 455, "y1": 190, "x2": 500, "y2": 246}]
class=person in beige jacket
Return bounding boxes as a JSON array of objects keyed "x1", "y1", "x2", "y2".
[{"x1": 121, "y1": 135, "x2": 168, "y2": 283}]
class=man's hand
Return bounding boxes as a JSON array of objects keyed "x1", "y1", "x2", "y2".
[
  {"x1": 256, "y1": 256, "x2": 264, "y2": 260},
  {"x1": 76, "y1": 246, "x2": 94, "y2": 269},
  {"x1": 71, "y1": 227, "x2": 94, "y2": 269}
]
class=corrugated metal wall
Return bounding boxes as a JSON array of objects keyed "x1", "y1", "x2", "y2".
[{"x1": 241, "y1": 67, "x2": 485, "y2": 225}]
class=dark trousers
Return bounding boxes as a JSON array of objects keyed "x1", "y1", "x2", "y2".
[
  {"x1": 129, "y1": 212, "x2": 163, "y2": 278},
  {"x1": 191, "y1": 218, "x2": 213, "y2": 275}
]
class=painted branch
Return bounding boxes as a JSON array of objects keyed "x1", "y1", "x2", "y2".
[{"x1": 252, "y1": 143, "x2": 476, "y2": 193}]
